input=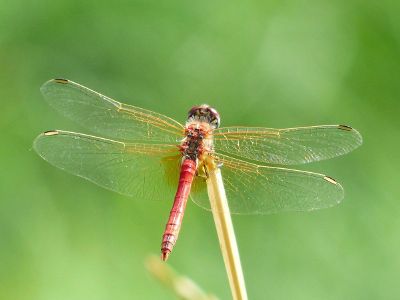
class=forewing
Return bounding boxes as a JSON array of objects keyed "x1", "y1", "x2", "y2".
[
  {"x1": 191, "y1": 154, "x2": 344, "y2": 214},
  {"x1": 33, "y1": 130, "x2": 181, "y2": 201},
  {"x1": 213, "y1": 125, "x2": 362, "y2": 165},
  {"x1": 41, "y1": 79, "x2": 184, "y2": 142}
]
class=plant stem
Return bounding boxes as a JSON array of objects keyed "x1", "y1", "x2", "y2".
[
  {"x1": 146, "y1": 255, "x2": 219, "y2": 300},
  {"x1": 206, "y1": 162, "x2": 248, "y2": 300}
]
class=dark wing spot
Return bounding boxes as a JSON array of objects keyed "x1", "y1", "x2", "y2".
[
  {"x1": 44, "y1": 130, "x2": 59, "y2": 136},
  {"x1": 338, "y1": 124, "x2": 353, "y2": 131},
  {"x1": 324, "y1": 176, "x2": 338, "y2": 185},
  {"x1": 54, "y1": 78, "x2": 69, "y2": 84}
]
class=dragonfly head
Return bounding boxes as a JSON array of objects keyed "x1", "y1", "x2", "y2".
[{"x1": 187, "y1": 104, "x2": 220, "y2": 129}]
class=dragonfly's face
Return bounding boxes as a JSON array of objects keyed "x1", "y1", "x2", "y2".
[{"x1": 187, "y1": 104, "x2": 220, "y2": 129}]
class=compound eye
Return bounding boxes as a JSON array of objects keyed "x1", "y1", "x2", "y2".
[
  {"x1": 208, "y1": 108, "x2": 220, "y2": 128},
  {"x1": 187, "y1": 105, "x2": 220, "y2": 128},
  {"x1": 213, "y1": 117, "x2": 221, "y2": 128}
]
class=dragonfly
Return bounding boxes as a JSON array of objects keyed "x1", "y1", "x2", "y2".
[{"x1": 34, "y1": 79, "x2": 362, "y2": 261}]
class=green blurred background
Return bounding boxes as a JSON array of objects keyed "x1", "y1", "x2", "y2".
[{"x1": 1, "y1": 0, "x2": 399, "y2": 299}]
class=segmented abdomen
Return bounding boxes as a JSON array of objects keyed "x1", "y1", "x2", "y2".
[{"x1": 161, "y1": 159, "x2": 197, "y2": 261}]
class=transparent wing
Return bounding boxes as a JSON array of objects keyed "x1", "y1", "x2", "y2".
[
  {"x1": 191, "y1": 154, "x2": 344, "y2": 214},
  {"x1": 213, "y1": 125, "x2": 362, "y2": 165},
  {"x1": 33, "y1": 130, "x2": 181, "y2": 201},
  {"x1": 41, "y1": 79, "x2": 185, "y2": 142}
]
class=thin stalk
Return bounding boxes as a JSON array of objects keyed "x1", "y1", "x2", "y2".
[
  {"x1": 146, "y1": 255, "x2": 219, "y2": 300},
  {"x1": 206, "y1": 161, "x2": 248, "y2": 300}
]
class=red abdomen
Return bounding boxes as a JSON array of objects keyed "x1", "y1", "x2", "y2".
[{"x1": 161, "y1": 159, "x2": 197, "y2": 261}]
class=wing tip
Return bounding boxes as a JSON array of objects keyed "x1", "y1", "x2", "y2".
[
  {"x1": 33, "y1": 130, "x2": 60, "y2": 152},
  {"x1": 40, "y1": 78, "x2": 70, "y2": 93},
  {"x1": 338, "y1": 124, "x2": 363, "y2": 146},
  {"x1": 323, "y1": 175, "x2": 344, "y2": 204}
]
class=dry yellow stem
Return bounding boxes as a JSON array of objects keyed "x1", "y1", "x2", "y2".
[
  {"x1": 146, "y1": 255, "x2": 219, "y2": 300},
  {"x1": 206, "y1": 160, "x2": 248, "y2": 300}
]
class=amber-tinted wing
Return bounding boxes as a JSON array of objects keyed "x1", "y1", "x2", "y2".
[
  {"x1": 213, "y1": 125, "x2": 362, "y2": 165},
  {"x1": 41, "y1": 79, "x2": 184, "y2": 143},
  {"x1": 34, "y1": 130, "x2": 181, "y2": 201},
  {"x1": 191, "y1": 153, "x2": 344, "y2": 214}
]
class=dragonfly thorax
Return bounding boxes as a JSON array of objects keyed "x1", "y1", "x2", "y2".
[
  {"x1": 187, "y1": 104, "x2": 220, "y2": 129},
  {"x1": 181, "y1": 126, "x2": 205, "y2": 161}
]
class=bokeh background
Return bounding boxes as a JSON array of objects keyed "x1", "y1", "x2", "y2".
[{"x1": 1, "y1": 0, "x2": 399, "y2": 299}]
